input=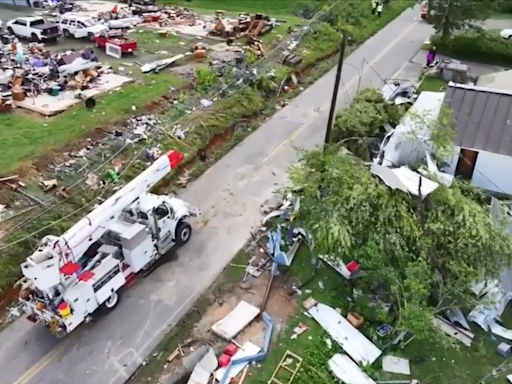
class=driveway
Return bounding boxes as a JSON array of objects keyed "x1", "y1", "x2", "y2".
[{"x1": 1, "y1": 6, "x2": 434, "y2": 384}]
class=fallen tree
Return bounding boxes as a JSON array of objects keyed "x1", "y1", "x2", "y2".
[{"x1": 287, "y1": 133, "x2": 512, "y2": 343}]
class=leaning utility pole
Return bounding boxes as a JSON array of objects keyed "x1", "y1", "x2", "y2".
[{"x1": 324, "y1": 32, "x2": 348, "y2": 146}]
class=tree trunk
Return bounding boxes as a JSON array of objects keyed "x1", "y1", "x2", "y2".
[{"x1": 441, "y1": 16, "x2": 451, "y2": 42}]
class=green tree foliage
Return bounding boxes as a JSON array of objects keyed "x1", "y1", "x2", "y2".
[
  {"x1": 428, "y1": 0, "x2": 499, "y2": 39},
  {"x1": 331, "y1": 89, "x2": 405, "y2": 158},
  {"x1": 287, "y1": 120, "x2": 512, "y2": 342}
]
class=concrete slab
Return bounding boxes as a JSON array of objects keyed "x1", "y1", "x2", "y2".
[{"x1": 15, "y1": 73, "x2": 133, "y2": 116}]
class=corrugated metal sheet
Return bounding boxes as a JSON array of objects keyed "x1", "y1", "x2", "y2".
[{"x1": 444, "y1": 83, "x2": 512, "y2": 157}]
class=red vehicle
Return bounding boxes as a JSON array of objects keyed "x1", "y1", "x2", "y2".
[
  {"x1": 420, "y1": 1, "x2": 427, "y2": 19},
  {"x1": 94, "y1": 30, "x2": 137, "y2": 56}
]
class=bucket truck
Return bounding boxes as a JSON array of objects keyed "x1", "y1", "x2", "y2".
[{"x1": 15, "y1": 150, "x2": 200, "y2": 338}]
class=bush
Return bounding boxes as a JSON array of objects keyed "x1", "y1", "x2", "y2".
[{"x1": 431, "y1": 32, "x2": 512, "y2": 66}]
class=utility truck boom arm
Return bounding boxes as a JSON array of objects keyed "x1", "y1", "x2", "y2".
[
  {"x1": 17, "y1": 149, "x2": 201, "y2": 338},
  {"x1": 51, "y1": 150, "x2": 183, "y2": 263}
]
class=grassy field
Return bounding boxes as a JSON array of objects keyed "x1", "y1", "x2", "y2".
[
  {"x1": 418, "y1": 76, "x2": 449, "y2": 92},
  {"x1": 0, "y1": 73, "x2": 183, "y2": 172},
  {"x1": 162, "y1": 0, "x2": 306, "y2": 15}
]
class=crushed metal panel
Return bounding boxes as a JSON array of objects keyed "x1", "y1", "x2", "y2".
[
  {"x1": 433, "y1": 317, "x2": 474, "y2": 346},
  {"x1": 211, "y1": 301, "x2": 260, "y2": 340},
  {"x1": 328, "y1": 354, "x2": 376, "y2": 384},
  {"x1": 446, "y1": 307, "x2": 470, "y2": 330},
  {"x1": 308, "y1": 303, "x2": 381, "y2": 365},
  {"x1": 187, "y1": 347, "x2": 217, "y2": 384},
  {"x1": 370, "y1": 164, "x2": 439, "y2": 197}
]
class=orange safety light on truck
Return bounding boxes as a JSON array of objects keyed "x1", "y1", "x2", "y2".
[{"x1": 58, "y1": 303, "x2": 71, "y2": 319}]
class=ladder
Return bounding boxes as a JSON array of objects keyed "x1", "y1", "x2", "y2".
[{"x1": 267, "y1": 350, "x2": 303, "y2": 384}]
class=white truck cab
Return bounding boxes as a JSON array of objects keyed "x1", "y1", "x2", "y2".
[
  {"x1": 6, "y1": 17, "x2": 61, "y2": 42},
  {"x1": 60, "y1": 14, "x2": 108, "y2": 40}
]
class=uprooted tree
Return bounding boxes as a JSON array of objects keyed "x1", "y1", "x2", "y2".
[{"x1": 286, "y1": 90, "x2": 512, "y2": 343}]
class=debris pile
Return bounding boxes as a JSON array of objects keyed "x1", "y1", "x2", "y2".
[{"x1": 0, "y1": 40, "x2": 132, "y2": 115}]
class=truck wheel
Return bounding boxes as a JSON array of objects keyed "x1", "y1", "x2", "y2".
[
  {"x1": 55, "y1": 326, "x2": 67, "y2": 338},
  {"x1": 63, "y1": 29, "x2": 70, "y2": 38},
  {"x1": 7, "y1": 27, "x2": 14, "y2": 36},
  {"x1": 102, "y1": 292, "x2": 119, "y2": 311},
  {"x1": 175, "y1": 221, "x2": 192, "y2": 246},
  {"x1": 88, "y1": 32, "x2": 95, "y2": 41},
  {"x1": 31, "y1": 33, "x2": 40, "y2": 42}
]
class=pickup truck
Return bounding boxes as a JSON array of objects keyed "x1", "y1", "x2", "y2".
[{"x1": 6, "y1": 17, "x2": 61, "y2": 42}]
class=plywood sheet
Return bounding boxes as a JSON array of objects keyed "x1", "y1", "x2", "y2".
[{"x1": 211, "y1": 300, "x2": 260, "y2": 340}]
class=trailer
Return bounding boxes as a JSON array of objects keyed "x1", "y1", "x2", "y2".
[{"x1": 16, "y1": 150, "x2": 200, "y2": 338}]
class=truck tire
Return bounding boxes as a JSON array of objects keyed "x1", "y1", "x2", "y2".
[
  {"x1": 88, "y1": 32, "x2": 95, "y2": 41},
  {"x1": 31, "y1": 33, "x2": 40, "y2": 42},
  {"x1": 55, "y1": 326, "x2": 67, "y2": 338},
  {"x1": 7, "y1": 27, "x2": 14, "y2": 36},
  {"x1": 63, "y1": 29, "x2": 70, "y2": 38},
  {"x1": 175, "y1": 221, "x2": 192, "y2": 246},
  {"x1": 102, "y1": 291, "x2": 120, "y2": 312}
]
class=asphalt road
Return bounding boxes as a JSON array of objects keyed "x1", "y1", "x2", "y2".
[{"x1": 1, "y1": 6, "x2": 434, "y2": 384}]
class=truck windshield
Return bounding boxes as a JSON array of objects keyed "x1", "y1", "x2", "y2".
[{"x1": 83, "y1": 19, "x2": 94, "y2": 27}]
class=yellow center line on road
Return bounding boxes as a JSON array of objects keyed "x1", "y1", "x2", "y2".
[{"x1": 12, "y1": 19, "x2": 419, "y2": 384}]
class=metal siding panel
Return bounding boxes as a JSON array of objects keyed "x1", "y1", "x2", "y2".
[
  {"x1": 445, "y1": 88, "x2": 465, "y2": 147},
  {"x1": 478, "y1": 93, "x2": 499, "y2": 152},
  {"x1": 492, "y1": 95, "x2": 511, "y2": 155},
  {"x1": 456, "y1": 88, "x2": 477, "y2": 149},
  {"x1": 470, "y1": 91, "x2": 490, "y2": 152},
  {"x1": 497, "y1": 96, "x2": 512, "y2": 156},
  {"x1": 445, "y1": 86, "x2": 512, "y2": 157}
]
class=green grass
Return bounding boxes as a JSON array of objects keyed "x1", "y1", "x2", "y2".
[
  {"x1": 132, "y1": 30, "x2": 189, "y2": 53},
  {"x1": 161, "y1": 0, "x2": 302, "y2": 15},
  {"x1": 0, "y1": 73, "x2": 184, "y2": 172},
  {"x1": 418, "y1": 76, "x2": 449, "y2": 92}
]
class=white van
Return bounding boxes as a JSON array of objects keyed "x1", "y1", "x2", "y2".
[{"x1": 59, "y1": 14, "x2": 108, "y2": 40}]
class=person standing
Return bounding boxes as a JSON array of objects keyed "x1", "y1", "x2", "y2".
[
  {"x1": 377, "y1": 1, "x2": 383, "y2": 17},
  {"x1": 426, "y1": 46, "x2": 437, "y2": 67},
  {"x1": 371, "y1": 0, "x2": 377, "y2": 15}
]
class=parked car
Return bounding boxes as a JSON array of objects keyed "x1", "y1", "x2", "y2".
[
  {"x1": 6, "y1": 17, "x2": 60, "y2": 42},
  {"x1": 59, "y1": 14, "x2": 108, "y2": 40},
  {"x1": 500, "y1": 29, "x2": 512, "y2": 40}
]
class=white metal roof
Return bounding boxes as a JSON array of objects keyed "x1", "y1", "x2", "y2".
[{"x1": 394, "y1": 91, "x2": 445, "y2": 139}]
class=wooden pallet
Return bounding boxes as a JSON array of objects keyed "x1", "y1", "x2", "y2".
[{"x1": 267, "y1": 350, "x2": 303, "y2": 384}]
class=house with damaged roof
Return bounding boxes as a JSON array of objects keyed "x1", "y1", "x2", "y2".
[{"x1": 376, "y1": 80, "x2": 512, "y2": 196}]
